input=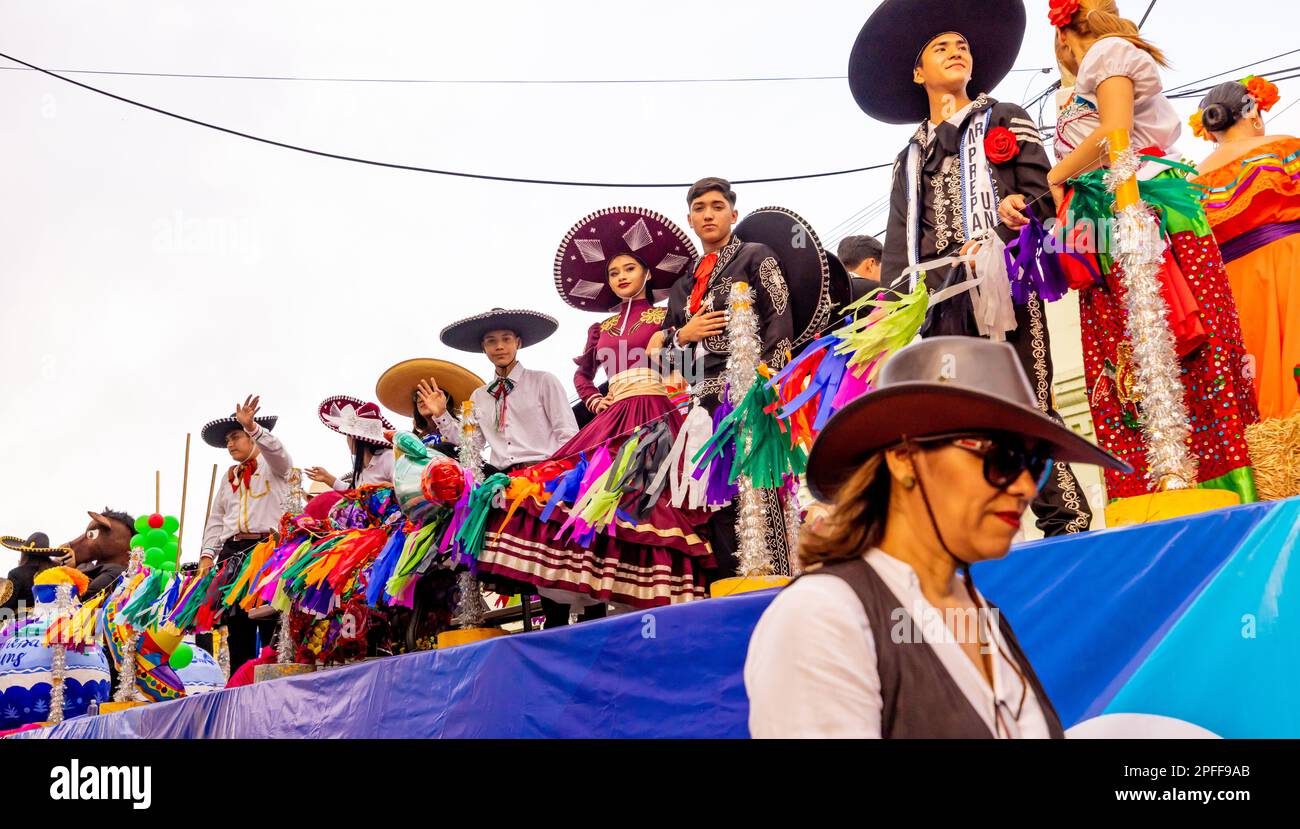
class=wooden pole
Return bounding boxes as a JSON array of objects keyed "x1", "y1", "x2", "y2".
[
  {"x1": 155, "y1": 471, "x2": 160, "y2": 515},
  {"x1": 177, "y1": 433, "x2": 191, "y2": 564},
  {"x1": 203, "y1": 463, "x2": 219, "y2": 528}
]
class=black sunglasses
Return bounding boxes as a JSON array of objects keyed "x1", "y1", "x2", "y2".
[{"x1": 910, "y1": 433, "x2": 1055, "y2": 492}]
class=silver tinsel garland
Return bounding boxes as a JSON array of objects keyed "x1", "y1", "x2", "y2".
[
  {"x1": 113, "y1": 548, "x2": 144, "y2": 703},
  {"x1": 48, "y1": 583, "x2": 72, "y2": 724},
  {"x1": 283, "y1": 467, "x2": 308, "y2": 515},
  {"x1": 217, "y1": 625, "x2": 232, "y2": 680},
  {"x1": 276, "y1": 607, "x2": 295, "y2": 664},
  {"x1": 1108, "y1": 151, "x2": 1198, "y2": 490},
  {"x1": 1103, "y1": 146, "x2": 1145, "y2": 194},
  {"x1": 452, "y1": 401, "x2": 489, "y2": 628},
  {"x1": 724, "y1": 282, "x2": 773, "y2": 576},
  {"x1": 458, "y1": 400, "x2": 486, "y2": 485},
  {"x1": 450, "y1": 569, "x2": 489, "y2": 629}
]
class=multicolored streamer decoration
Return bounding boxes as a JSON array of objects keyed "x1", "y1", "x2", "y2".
[
  {"x1": 767, "y1": 278, "x2": 930, "y2": 448},
  {"x1": 1005, "y1": 215, "x2": 1069, "y2": 304}
]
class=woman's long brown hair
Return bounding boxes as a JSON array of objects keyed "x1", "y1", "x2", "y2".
[
  {"x1": 1064, "y1": 0, "x2": 1170, "y2": 68},
  {"x1": 798, "y1": 453, "x2": 893, "y2": 569}
]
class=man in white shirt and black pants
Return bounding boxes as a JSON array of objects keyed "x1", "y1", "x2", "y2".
[
  {"x1": 197, "y1": 395, "x2": 297, "y2": 670},
  {"x1": 437, "y1": 308, "x2": 581, "y2": 628}
]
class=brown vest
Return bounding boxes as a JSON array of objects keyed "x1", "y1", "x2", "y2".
[{"x1": 797, "y1": 557, "x2": 1066, "y2": 739}]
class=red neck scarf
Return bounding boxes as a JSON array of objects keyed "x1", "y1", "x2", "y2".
[
  {"x1": 228, "y1": 457, "x2": 258, "y2": 492},
  {"x1": 688, "y1": 252, "x2": 719, "y2": 315}
]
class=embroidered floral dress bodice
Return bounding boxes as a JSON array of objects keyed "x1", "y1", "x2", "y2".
[
  {"x1": 595, "y1": 299, "x2": 665, "y2": 376},
  {"x1": 574, "y1": 298, "x2": 668, "y2": 400}
]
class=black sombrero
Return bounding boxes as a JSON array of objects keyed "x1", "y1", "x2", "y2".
[
  {"x1": 848, "y1": 0, "x2": 1027, "y2": 125},
  {"x1": 734, "y1": 206, "x2": 833, "y2": 349},
  {"x1": 439, "y1": 308, "x2": 559, "y2": 353},
  {"x1": 807, "y1": 337, "x2": 1128, "y2": 501},
  {"x1": 201, "y1": 415, "x2": 279, "y2": 448},
  {"x1": 826, "y1": 253, "x2": 854, "y2": 318},
  {"x1": 555, "y1": 207, "x2": 697, "y2": 312},
  {"x1": 0, "y1": 532, "x2": 65, "y2": 560}
]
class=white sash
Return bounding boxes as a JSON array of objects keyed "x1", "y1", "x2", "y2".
[{"x1": 903, "y1": 106, "x2": 1017, "y2": 341}]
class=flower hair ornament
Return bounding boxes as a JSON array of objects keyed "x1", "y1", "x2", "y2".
[
  {"x1": 1192, "y1": 75, "x2": 1281, "y2": 140},
  {"x1": 1242, "y1": 75, "x2": 1281, "y2": 115},
  {"x1": 1048, "y1": 0, "x2": 1081, "y2": 28}
]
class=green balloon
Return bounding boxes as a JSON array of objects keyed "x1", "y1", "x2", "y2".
[
  {"x1": 144, "y1": 547, "x2": 166, "y2": 568},
  {"x1": 169, "y1": 644, "x2": 193, "y2": 670},
  {"x1": 130, "y1": 534, "x2": 146, "y2": 550},
  {"x1": 159, "y1": 560, "x2": 177, "y2": 572},
  {"x1": 163, "y1": 515, "x2": 180, "y2": 534},
  {"x1": 146, "y1": 528, "x2": 169, "y2": 547},
  {"x1": 134, "y1": 515, "x2": 151, "y2": 534},
  {"x1": 164, "y1": 538, "x2": 179, "y2": 554}
]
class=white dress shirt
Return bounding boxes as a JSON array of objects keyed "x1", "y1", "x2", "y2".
[
  {"x1": 745, "y1": 548, "x2": 1054, "y2": 739},
  {"x1": 332, "y1": 447, "x2": 394, "y2": 491},
  {"x1": 200, "y1": 425, "x2": 296, "y2": 559},
  {"x1": 433, "y1": 362, "x2": 578, "y2": 469}
]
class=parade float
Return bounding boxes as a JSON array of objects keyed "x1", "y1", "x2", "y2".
[{"x1": 0, "y1": 567, "x2": 111, "y2": 730}]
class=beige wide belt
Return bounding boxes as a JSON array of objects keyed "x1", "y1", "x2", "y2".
[{"x1": 606, "y1": 368, "x2": 668, "y2": 404}]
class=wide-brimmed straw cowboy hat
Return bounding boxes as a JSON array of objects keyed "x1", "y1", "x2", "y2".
[{"x1": 375, "y1": 358, "x2": 486, "y2": 418}]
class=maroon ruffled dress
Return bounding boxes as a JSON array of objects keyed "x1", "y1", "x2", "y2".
[{"x1": 476, "y1": 298, "x2": 715, "y2": 608}]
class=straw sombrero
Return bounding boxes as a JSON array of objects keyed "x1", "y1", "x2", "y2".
[{"x1": 375, "y1": 358, "x2": 486, "y2": 418}]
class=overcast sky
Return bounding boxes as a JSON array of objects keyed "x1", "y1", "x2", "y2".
[{"x1": 1, "y1": 1, "x2": 1291, "y2": 569}]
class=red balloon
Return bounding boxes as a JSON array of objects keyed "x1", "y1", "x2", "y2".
[
  {"x1": 421, "y1": 459, "x2": 465, "y2": 505},
  {"x1": 148, "y1": 513, "x2": 165, "y2": 529}
]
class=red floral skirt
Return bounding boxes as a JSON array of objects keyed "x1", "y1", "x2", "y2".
[{"x1": 1080, "y1": 229, "x2": 1259, "y2": 500}]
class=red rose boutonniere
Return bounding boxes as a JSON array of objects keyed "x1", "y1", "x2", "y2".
[{"x1": 985, "y1": 126, "x2": 1020, "y2": 164}]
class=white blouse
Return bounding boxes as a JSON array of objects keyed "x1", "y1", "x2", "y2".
[
  {"x1": 333, "y1": 448, "x2": 395, "y2": 491},
  {"x1": 744, "y1": 548, "x2": 1055, "y2": 739},
  {"x1": 1072, "y1": 37, "x2": 1182, "y2": 161}
]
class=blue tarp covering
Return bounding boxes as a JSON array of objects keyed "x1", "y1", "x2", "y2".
[{"x1": 21, "y1": 499, "x2": 1291, "y2": 739}]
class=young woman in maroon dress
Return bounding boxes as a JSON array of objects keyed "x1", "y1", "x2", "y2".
[{"x1": 476, "y1": 207, "x2": 716, "y2": 615}]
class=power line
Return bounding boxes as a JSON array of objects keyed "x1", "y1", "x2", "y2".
[
  {"x1": 1138, "y1": 0, "x2": 1158, "y2": 30},
  {"x1": 1269, "y1": 97, "x2": 1300, "y2": 124},
  {"x1": 1165, "y1": 48, "x2": 1300, "y2": 95},
  {"x1": 831, "y1": 199, "x2": 888, "y2": 235},
  {"x1": 823, "y1": 195, "x2": 891, "y2": 239},
  {"x1": 1168, "y1": 67, "x2": 1300, "y2": 100},
  {"x1": 0, "y1": 50, "x2": 892, "y2": 188},
  {"x1": 827, "y1": 203, "x2": 892, "y2": 250},
  {"x1": 0, "y1": 62, "x2": 1057, "y2": 86}
]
